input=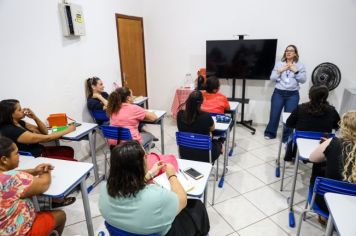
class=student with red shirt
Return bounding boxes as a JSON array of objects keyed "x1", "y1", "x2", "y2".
[
  {"x1": 201, "y1": 76, "x2": 230, "y2": 114},
  {"x1": 106, "y1": 87, "x2": 157, "y2": 148},
  {"x1": 0, "y1": 136, "x2": 66, "y2": 236}
]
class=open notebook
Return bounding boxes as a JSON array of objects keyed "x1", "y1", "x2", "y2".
[{"x1": 153, "y1": 172, "x2": 195, "y2": 193}]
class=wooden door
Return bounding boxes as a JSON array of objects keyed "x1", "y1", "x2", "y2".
[{"x1": 116, "y1": 14, "x2": 147, "y2": 97}]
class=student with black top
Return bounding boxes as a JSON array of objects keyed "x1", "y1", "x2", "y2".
[
  {"x1": 177, "y1": 90, "x2": 223, "y2": 163},
  {"x1": 0, "y1": 99, "x2": 76, "y2": 159},
  {"x1": 86, "y1": 77, "x2": 109, "y2": 125},
  {"x1": 284, "y1": 85, "x2": 340, "y2": 190},
  {"x1": 310, "y1": 110, "x2": 356, "y2": 223}
]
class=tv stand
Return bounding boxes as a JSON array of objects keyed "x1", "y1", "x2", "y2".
[{"x1": 229, "y1": 78, "x2": 256, "y2": 135}]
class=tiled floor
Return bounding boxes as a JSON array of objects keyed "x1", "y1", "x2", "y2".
[{"x1": 62, "y1": 117, "x2": 329, "y2": 236}]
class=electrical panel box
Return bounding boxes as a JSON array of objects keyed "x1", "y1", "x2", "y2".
[
  {"x1": 59, "y1": 3, "x2": 85, "y2": 36},
  {"x1": 339, "y1": 88, "x2": 356, "y2": 117}
]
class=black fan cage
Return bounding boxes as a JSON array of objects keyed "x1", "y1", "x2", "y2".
[{"x1": 311, "y1": 62, "x2": 341, "y2": 91}]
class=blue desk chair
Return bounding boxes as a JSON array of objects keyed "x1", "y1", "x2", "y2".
[
  {"x1": 100, "y1": 125, "x2": 133, "y2": 177},
  {"x1": 19, "y1": 151, "x2": 34, "y2": 156},
  {"x1": 105, "y1": 221, "x2": 159, "y2": 236},
  {"x1": 282, "y1": 131, "x2": 335, "y2": 227},
  {"x1": 175, "y1": 131, "x2": 219, "y2": 205},
  {"x1": 296, "y1": 177, "x2": 356, "y2": 235}
]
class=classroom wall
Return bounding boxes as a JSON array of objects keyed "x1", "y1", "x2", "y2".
[
  {"x1": 0, "y1": 0, "x2": 142, "y2": 158},
  {"x1": 142, "y1": 0, "x2": 356, "y2": 123},
  {"x1": 1, "y1": 0, "x2": 355, "y2": 135}
]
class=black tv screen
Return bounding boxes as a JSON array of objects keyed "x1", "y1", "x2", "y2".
[{"x1": 206, "y1": 39, "x2": 277, "y2": 80}]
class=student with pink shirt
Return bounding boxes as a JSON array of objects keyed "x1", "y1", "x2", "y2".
[{"x1": 106, "y1": 87, "x2": 157, "y2": 148}]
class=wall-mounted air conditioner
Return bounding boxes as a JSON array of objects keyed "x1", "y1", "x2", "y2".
[{"x1": 59, "y1": 3, "x2": 85, "y2": 36}]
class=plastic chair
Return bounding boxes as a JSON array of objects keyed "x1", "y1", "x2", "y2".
[
  {"x1": 19, "y1": 151, "x2": 33, "y2": 156},
  {"x1": 100, "y1": 125, "x2": 133, "y2": 178},
  {"x1": 175, "y1": 131, "x2": 219, "y2": 205},
  {"x1": 282, "y1": 131, "x2": 335, "y2": 227},
  {"x1": 296, "y1": 177, "x2": 356, "y2": 235},
  {"x1": 104, "y1": 221, "x2": 159, "y2": 236}
]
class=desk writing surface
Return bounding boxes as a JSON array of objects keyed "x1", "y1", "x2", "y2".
[
  {"x1": 212, "y1": 116, "x2": 231, "y2": 131},
  {"x1": 133, "y1": 96, "x2": 148, "y2": 105},
  {"x1": 296, "y1": 139, "x2": 320, "y2": 160},
  {"x1": 282, "y1": 112, "x2": 291, "y2": 124},
  {"x1": 177, "y1": 159, "x2": 212, "y2": 197},
  {"x1": 61, "y1": 122, "x2": 98, "y2": 139},
  {"x1": 325, "y1": 193, "x2": 356, "y2": 236},
  {"x1": 18, "y1": 156, "x2": 93, "y2": 197},
  {"x1": 147, "y1": 110, "x2": 167, "y2": 119}
]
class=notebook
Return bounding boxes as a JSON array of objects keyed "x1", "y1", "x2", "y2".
[{"x1": 153, "y1": 172, "x2": 195, "y2": 193}]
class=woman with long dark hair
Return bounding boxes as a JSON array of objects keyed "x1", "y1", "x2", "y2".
[
  {"x1": 0, "y1": 99, "x2": 76, "y2": 158},
  {"x1": 177, "y1": 90, "x2": 222, "y2": 163},
  {"x1": 85, "y1": 77, "x2": 109, "y2": 125},
  {"x1": 99, "y1": 141, "x2": 210, "y2": 235},
  {"x1": 106, "y1": 87, "x2": 157, "y2": 148}
]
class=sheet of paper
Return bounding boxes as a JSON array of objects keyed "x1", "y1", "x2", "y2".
[{"x1": 153, "y1": 172, "x2": 195, "y2": 193}]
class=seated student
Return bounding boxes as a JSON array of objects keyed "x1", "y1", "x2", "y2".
[
  {"x1": 0, "y1": 136, "x2": 66, "y2": 236},
  {"x1": 106, "y1": 87, "x2": 157, "y2": 148},
  {"x1": 0, "y1": 99, "x2": 76, "y2": 159},
  {"x1": 310, "y1": 110, "x2": 356, "y2": 223},
  {"x1": 201, "y1": 76, "x2": 230, "y2": 114},
  {"x1": 86, "y1": 77, "x2": 109, "y2": 125},
  {"x1": 284, "y1": 85, "x2": 340, "y2": 189},
  {"x1": 99, "y1": 141, "x2": 210, "y2": 236},
  {"x1": 177, "y1": 90, "x2": 223, "y2": 163}
]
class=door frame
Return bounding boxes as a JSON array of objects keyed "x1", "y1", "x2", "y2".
[{"x1": 115, "y1": 13, "x2": 148, "y2": 97}]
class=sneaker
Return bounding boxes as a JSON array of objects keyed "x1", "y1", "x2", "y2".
[{"x1": 264, "y1": 136, "x2": 271, "y2": 140}]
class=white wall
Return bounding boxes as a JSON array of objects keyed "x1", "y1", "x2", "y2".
[
  {"x1": 0, "y1": 0, "x2": 142, "y2": 157},
  {"x1": 0, "y1": 0, "x2": 143, "y2": 120},
  {"x1": 143, "y1": 0, "x2": 356, "y2": 123}
]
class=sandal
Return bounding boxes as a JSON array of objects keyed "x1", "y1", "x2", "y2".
[
  {"x1": 52, "y1": 197, "x2": 76, "y2": 208},
  {"x1": 318, "y1": 215, "x2": 327, "y2": 226}
]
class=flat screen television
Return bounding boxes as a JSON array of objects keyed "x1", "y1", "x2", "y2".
[{"x1": 206, "y1": 39, "x2": 277, "y2": 80}]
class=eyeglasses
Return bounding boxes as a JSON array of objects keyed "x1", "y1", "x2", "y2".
[{"x1": 285, "y1": 49, "x2": 295, "y2": 53}]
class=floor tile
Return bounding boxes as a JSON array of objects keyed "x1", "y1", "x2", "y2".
[
  {"x1": 207, "y1": 207, "x2": 235, "y2": 236},
  {"x1": 244, "y1": 186, "x2": 289, "y2": 216},
  {"x1": 235, "y1": 137, "x2": 265, "y2": 151},
  {"x1": 207, "y1": 181, "x2": 240, "y2": 205},
  {"x1": 238, "y1": 218, "x2": 288, "y2": 236},
  {"x1": 269, "y1": 207, "x2": 325, "y2": 236},
  {"x1": 63, "y1": 215, "x2": 106, "y2": 236},
  {"x1": 230, "y1": 152, "x2": 265, "y2": 169},
  {"x1": 269, "y1": 174, "x2": 309, "y2": 205},
  {"x1": 247, "y1": 163, "x2": 296, "y2": 185},
  {"x1": 249, "y1": 146, "x2": 281, "y2": 162},
  {"x1": 225, "y1": 170, "x2": 265, "y2": 194},
  {"x1": 214, "y1": 196, "x2": 266, "y2": 231}
]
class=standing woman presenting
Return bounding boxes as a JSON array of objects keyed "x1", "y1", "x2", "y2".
[{"x1": 264, "y1": 45, "x2": 307, "y2": 141}]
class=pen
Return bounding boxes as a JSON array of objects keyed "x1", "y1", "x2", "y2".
[{"x1": 179, "y1": 168, "x2": 189, "y2": 180}]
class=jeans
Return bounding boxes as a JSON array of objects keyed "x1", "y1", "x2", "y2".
[{"x1": 264, "y1": 88, "x2": 299, "y2": 142}]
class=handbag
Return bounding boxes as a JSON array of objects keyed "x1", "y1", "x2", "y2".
[{"x1": 146, "y1": 152, "x2": 179, "y2": 177}]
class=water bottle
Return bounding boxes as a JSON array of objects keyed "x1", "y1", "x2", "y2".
[{"x1": 184, "y1": 73, "x2": 193, "y2": 88}]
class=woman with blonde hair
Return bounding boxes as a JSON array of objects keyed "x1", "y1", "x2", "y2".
[{"x1": 310, "y1": 110, "x2": 356, "y2": 216}]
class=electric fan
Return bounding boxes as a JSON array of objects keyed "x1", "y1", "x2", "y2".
[{"x1": 311, "y1": 62, "x2": 341, "y2": 91}]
